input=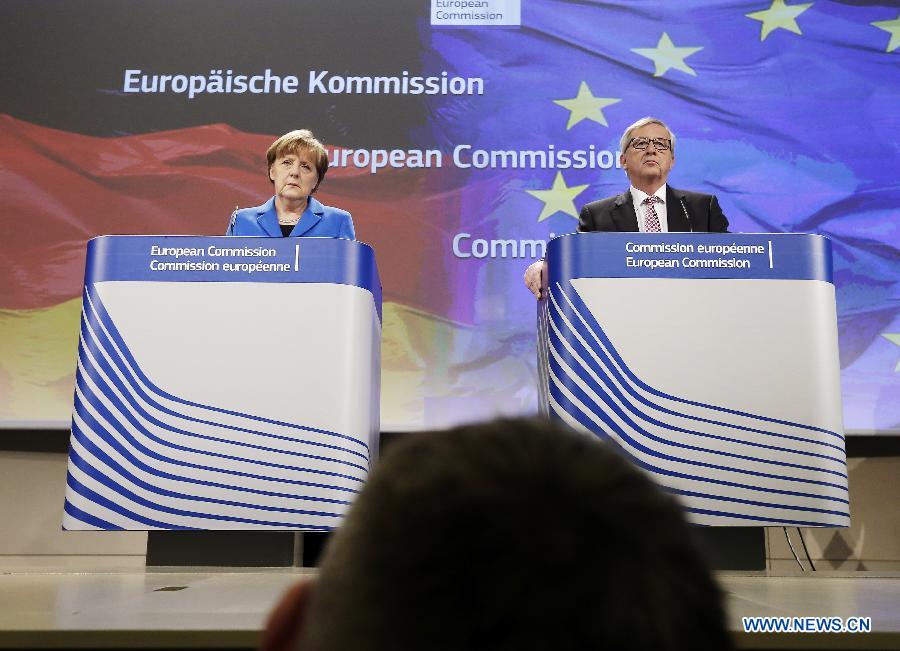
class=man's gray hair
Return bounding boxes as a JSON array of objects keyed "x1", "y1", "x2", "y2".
[{"x1": 620, "y1": 117, "x2": 676, "y2": 154}]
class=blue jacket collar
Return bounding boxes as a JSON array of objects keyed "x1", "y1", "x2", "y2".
[{"x1": 255, "y1": 196, "x2": 324, "y2": 237}]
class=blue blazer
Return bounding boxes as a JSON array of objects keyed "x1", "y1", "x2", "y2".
[{"x1": 226, "y1": 196, "x2": 355, "y2": 239}]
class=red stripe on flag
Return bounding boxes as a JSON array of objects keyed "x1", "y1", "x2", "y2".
[{"x1": 0, "y1": 115, "x2": 474, "y2": 321}]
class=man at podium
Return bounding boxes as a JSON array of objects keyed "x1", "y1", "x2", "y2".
[
  {"x1": 226, "y1": 129, "x2": 355, "y2": 239},
  {"x1": 523, "y1": 117, "x2": 729, "y2": 298}
]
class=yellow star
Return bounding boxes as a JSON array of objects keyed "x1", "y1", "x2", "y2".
[
  {"x1": 746, "y1": 0, "x2": 814, "y2": 41},
  {"x1": 871, "y1": 13, "x2": 900, "y2": 53},
  {"x1": 631, "y1": 32, "x2": 704, "y2": 78},
  {"x1": 526, "y1": 172, "x2": 589, "y2": 222},
  {"x1": 553, "y1": 82, "x2": 622, "y2": 130},
  {"x1": 883, "y1": 334, "x2": 900, "y2": 372}
]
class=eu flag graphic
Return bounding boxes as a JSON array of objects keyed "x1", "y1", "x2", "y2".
[{"x1": 419, "y1": 0, "x2": 900, "y2": 431}]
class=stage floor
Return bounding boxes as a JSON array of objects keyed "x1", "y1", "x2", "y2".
[{"x1": 0, "y1": 567, "x2": 897, "y2": 649}]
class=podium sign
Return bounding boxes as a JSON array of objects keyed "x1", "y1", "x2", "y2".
[
  {"x1": 63, "y1": 236, "x2": 381, "y2": 531},
  {"x1": 539, "y1": 233, "x2": 848, "y2": 527}
]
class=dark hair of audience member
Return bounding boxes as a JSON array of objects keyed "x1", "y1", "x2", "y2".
[{"x1": 293, "y1": 418, "x2": 732, "y2": 651}]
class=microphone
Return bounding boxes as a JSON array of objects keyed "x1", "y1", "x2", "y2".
[
  {"x1": 679, "y1": 197, "x2": 693, "y2": 232},
  {"x1": 227, "y1": 205, "x2": 240, "y2": 234}
]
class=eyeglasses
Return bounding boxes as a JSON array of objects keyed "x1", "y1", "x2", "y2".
[{"x1": 627, "y1": 137, "x2": 672, "y2": 151}]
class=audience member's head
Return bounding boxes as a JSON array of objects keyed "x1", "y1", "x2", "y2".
[{"x1": 263, "y1": 418, "x2": 731, "y2": 651}]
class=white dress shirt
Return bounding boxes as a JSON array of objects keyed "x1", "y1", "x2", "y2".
[{"x1": 630, "y1": 184, "x2": 668, "y2": 232}]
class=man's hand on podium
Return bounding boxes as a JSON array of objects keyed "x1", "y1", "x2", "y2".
[{"x1": 524, "y1": 260, "x2": 547, "y2": 299}]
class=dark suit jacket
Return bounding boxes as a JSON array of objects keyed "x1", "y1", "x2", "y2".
[
  {"x1": 226, "y1": 196, "x2": 355, "y2": 239},
  {"x1": 577, "y1": 186, "x2": 729, "y2": 233}
]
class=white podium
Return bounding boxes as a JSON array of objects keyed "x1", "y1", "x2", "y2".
[
  {"x1": 539, "y1": 233, "x2": 848, "y2": 528},
  {"x1": 63, "y1": 236, "x2": 381, "y2": 532}
]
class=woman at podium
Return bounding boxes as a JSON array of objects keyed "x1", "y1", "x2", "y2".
[{"x1": 226, "y1": 129, "x2": 355, "y2": 239}]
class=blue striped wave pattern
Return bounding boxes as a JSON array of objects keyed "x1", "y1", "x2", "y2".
[
  {"x1": 545, "y1": 281, "x2": 849, "y2": 527},
  {"x1": 62, "y1": 284, "x2": 370, "y2": 530}
]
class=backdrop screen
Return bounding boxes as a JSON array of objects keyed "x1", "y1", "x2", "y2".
[{"x1": 1, "y1": 0, "x2": 898, "y2": 432}]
